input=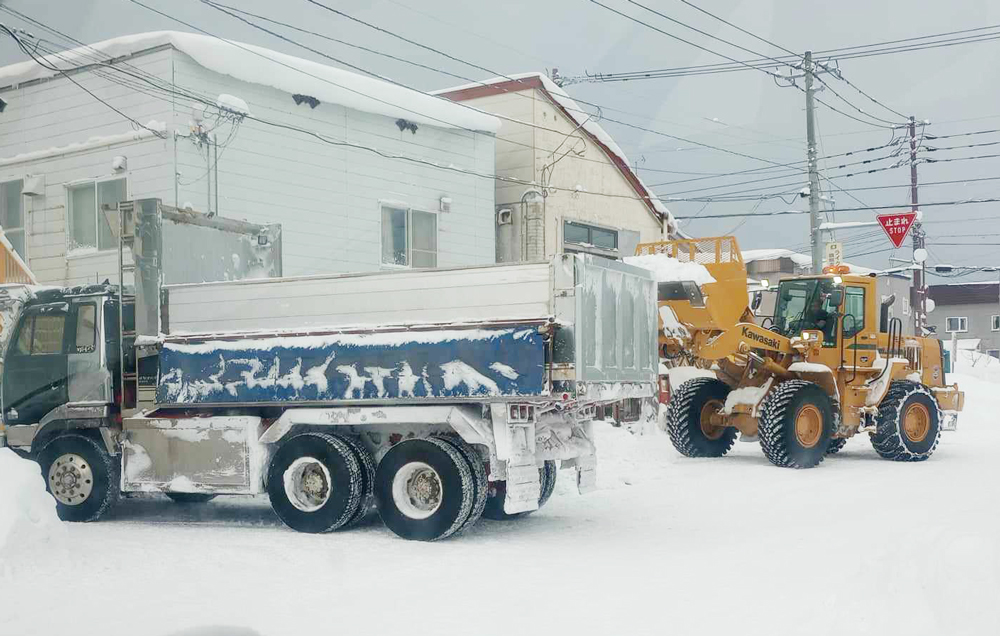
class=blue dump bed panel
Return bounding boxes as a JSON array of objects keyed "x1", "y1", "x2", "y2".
[{"x1": 156, "y1": 326, "x2": 547, "y2": 405}]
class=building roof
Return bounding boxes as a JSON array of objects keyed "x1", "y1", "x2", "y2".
[
  {"x1": 928, "y1": 281, "x2": 999, "y2": 305},
  {"x1": 433, "y1": 73, "x2": 676, "y2": 233},
  {"x1": 740, "y1": 248, "x2": 886, "y2": 276},
  {"x1": 0, "y1": 31, "x2": 500, "y2": 134}
]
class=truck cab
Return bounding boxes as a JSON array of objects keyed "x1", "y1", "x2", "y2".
[{"x1": 1, "y1": 285, "x2": 121, "y2": 454}]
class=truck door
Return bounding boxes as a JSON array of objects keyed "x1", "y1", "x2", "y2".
[{"x1": 2, "y1": 303, "x2": 70, "y2": 425}]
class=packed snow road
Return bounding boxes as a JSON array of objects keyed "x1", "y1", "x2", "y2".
[{"x1": 4, "y1": 374, "x2": 999, "y2": 636}]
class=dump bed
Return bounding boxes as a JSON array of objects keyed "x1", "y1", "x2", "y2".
[{"x1": 153, "y1": 255, "x2": 658, "y2": 407}]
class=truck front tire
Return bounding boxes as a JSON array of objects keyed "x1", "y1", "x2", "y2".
[
  {"x1": 267, "y1": 432, "x2": 363, "y2": 533},
  {"x1": 758, "y1": 380, "x2": 834, "y2": 468},
  {"x1": 37, "y1": 433, "x2": 120, "y2": 522},
  {"x1": 374, "y1": 438, "x2": 474, "y2": 541}
]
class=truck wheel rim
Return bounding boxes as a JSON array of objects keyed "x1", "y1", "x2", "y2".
[
  {"x1": 392, "y1": 461, "x2": 443, "y2": 520},
  {"x1": 284, "y1": 457, "x2": 332, "y2": 512},
  {"x1": 699, "y1": 399, "x2": 725, "y2": 440},
  {"x1": 903, "y1": 402, "x2": 931, "y2": 443},
  {"x1": 794, "y1": 405, "x2": 823, "y2": 448},
  {"x1": 48, "y1": 453, "x2": 93, "y2": 506}
]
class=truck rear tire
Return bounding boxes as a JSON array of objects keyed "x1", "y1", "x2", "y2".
[
  {"x1": 165, "y1": 493, "x2": 216, "y2": 504},
  {"x1": 37, "y1": 433, "x2": 119, "y2": 522},
  {"x1": 482, "y1": 460, "x2": 557, "y2": 521},
  {"x1": 375, "y1": 438, "x2": 474, "y2": 541},
  {"x1": 665, "y1": 378, "x2": 737, "y2": 458},
  {"x1": 758, "y1": 380, "x2": 834, "y2": 468},
  {"x1": 266, "y1": 432, "x2": 363, "y2": 533},
  {"x1": 433, "y1": 435, "x2": 488, "y2": 534},
  {"x1": 870, "y1": 381, "x2": 942, "y2": 461},
  {"x1": 338, "y1": 435, "x2": 376, "y2": 528}
]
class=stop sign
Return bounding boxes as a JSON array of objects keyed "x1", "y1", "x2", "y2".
[{"x1": 876, "y1": 212, "x2": 917, "y2": 248}]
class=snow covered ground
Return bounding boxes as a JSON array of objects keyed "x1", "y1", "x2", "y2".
[{"x1": 3, "y1": 373, "x2": 999, "y2": 636}]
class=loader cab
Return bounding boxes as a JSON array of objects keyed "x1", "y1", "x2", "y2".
[
  {"x1": 1, "y1": 286, "x2": 117, "y2": 428},
  {"x1": 772, "y1": 271, "x2": 877, "y2": 353}
]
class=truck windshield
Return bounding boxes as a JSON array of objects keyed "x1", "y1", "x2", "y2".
[{"x1": 773, "y1": 278, "x2": 838, "y2": 345}]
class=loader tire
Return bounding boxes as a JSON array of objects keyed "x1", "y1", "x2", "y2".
[
  {"x1": 870, "y1": 381, "x2": 942, "y2": 461},
  {"x1": 758, "y1": 380, "x2": 834, "y2": 469},
  {"x1": 826, "y1": 438, "x2": 848, "y2": 455},
  {"x1": 665, "y1": 378, "x2": 737, "y2": 458},
  {"x1": 339, "y1": 435, "x2": 376, "y2": 528},
  {"x1": 165, "y1": 493, "x2": 216, "y2": 504},
  {"x1": 267, "y1": 432, "x2": 363, "y2": 533},
  {"x1": 375, "y1": 438, "x2": 474, "y2": 541},
  {"x1": 37, "y1": 433, "x2": 120, "y2": 523},
  {"x1": 482, "y1": 460, "x2": 557, "y2": 521},
  {"x1": 433, "y1": 435, "x2": 488, "y2": 535}
]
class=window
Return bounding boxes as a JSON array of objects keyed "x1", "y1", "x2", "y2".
[
  {"x1": 902, "y1": 296, "x2": 910, "y2": 316},
  {"x1": 563, "y1": 221, "x2": 618, "y2": 251},
  {"x1": 992, "y1": 315, "x2": 999, "y2": 331},
  {"x1": 843, "y1": 286, "x2": 866, "y2": 338},
  {"x1": 13, "y1": 307, "x2": 68, "y2": 356},
  {"x1": 75, "y1": 304, "x2": 96, "y2": 353},
  {"x1": 988, "y1": 350, "x2": 1000, "y2": 360},
  {"x1": 67, "y1": 177, "x2": 126, "y2": 251},
  {"x1": 0, "y1": 180, "x2": 25, "y2": 259},
  {"x1": 380, "y1": 205, "x2": 437, "y2": 268},
  {"x1": 946, "y1": 317, "x2": 968, "y2": 333}
]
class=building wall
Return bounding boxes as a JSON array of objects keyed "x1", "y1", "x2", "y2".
[
  {"x1": 456, "y1": 88, "x2": 663, "y2": 262},
  {"x1": 926, "y1": 301, "x2": 1000, "y2": 354},
  {"x1": 0, "y1": 48, "x2": 175, "y2": 286},
  {"x1": 0, "y1": 46, "x2": 496, "y2": 286}
]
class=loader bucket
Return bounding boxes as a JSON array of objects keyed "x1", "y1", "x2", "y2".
[{"x1": 634, "y1": 236, "x2": 750, "y2": 336}]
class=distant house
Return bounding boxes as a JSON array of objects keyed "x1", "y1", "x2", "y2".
[
  {"x1": 927, "y1": 282, "x2": 1000, "y2": 358},
  {"x1": 434, "y1": 73, "x2": 675, "y2": 263},
  {"x1": 0, "y1": 31, "x2": 499, "y2": 286},
  {"x1": 742, "y1": 248, "x2": 913, "y2": 334}
]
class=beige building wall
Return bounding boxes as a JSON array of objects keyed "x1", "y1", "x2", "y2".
[{"x1": 458, "y1": 87, "x2": 663, "y2": 261}]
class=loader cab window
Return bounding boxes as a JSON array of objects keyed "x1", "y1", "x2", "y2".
[
  {"x1": 842, "y1": 287, "x2": 865, "y2": 339},
  {"x1": 773, "y1": 279, "x2": 837, "y2": 347}
]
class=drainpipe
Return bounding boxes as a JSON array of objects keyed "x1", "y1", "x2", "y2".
[{"x1": 520, "y1": 188, "x2": 545, "y2": 262}]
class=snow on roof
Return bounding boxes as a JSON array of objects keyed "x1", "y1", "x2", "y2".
[
  {"x1": 0, "y1": 31, "x2": 500, "y2": 134},
  {"x1": 433, "y1": 72, "x2": 675, "y2": 233},
  {"x1": 741, "y1": 248, "x2": 880, "y2": 276}
]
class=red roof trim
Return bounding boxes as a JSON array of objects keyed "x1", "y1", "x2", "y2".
[{"x1": 436, "y1": 78, "x2": 664, "y2": 226}]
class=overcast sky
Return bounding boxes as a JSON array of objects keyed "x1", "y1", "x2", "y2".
[{"x1": 3, "y1": 0, "x2": 1000, "y2": 280}]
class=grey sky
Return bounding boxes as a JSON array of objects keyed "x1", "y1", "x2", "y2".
[{"x1": 3, "y1": 0, "x2": 1000, "y2": 280}]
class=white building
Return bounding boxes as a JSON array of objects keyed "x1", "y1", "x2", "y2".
[
  {"x1": 0, "y1": 31, "x2": 499, "y2": 285},
  {"x1": 434, "y1": 73, "x2": 675, "y2": 262}
]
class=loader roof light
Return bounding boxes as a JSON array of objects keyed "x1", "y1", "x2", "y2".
[
  {"x1": 822, "y1": 265, "x2": 851, "y2": 275},
  {"x1": 833, "y1": 276, "x2": 843, "y2": 285}
]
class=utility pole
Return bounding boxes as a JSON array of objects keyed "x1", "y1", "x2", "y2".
[
  {"x1": 804, "y1": 51, "x2": 823, "y2": 274},
  {"x1": 909, "y1": 115, "x2": 926, "y2": 335}
]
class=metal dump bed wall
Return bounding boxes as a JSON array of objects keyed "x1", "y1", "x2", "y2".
[{"x1": 161, "y1": 261, "x2": 554, "y2": 335}]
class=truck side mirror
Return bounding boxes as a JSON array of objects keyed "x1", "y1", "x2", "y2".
[
  {"x1": 751, "y1": 291, "x2": 763, "y2": 311},
  {"x1": 828, "y1": 289, "x2": 844, "y2": 307}
]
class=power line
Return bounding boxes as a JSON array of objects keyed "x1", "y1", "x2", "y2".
[
  {"x1": 675, "y1": 198, "x2": 1000, "y2": 219},
  {"x1": 673, "y1": 0, "x2": 796, "y2": 55}
]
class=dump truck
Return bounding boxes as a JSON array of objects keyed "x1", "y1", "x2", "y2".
[
  {"x1": 635, "y1": 236, "x2": 964, "y2": 469},
  {"x1": 1, "y1": 199, "x2": 658, "y2": 540}
]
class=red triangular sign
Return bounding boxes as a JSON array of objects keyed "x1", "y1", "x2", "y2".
[{"x1": 876, "y1": 212, "x2": 917, "y2": 249}]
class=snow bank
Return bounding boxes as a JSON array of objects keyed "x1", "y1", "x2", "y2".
[
  {"x1": 952, "y1": 348, "x2": 1000, "y2": 384},
  {"x1": 0, "y1": 32, "x2": 498, "y2": 133},
  {"x1": 0, "y1": 449, "x2": 64, "y2": 569},
  {"x1": 624, "y1": 254, "x2": 716, "y2": 286}
]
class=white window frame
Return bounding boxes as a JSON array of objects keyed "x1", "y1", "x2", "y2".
[
  {"x1": 65, "y1": 176, "x2": 128, "y2": 255},
  {"x1": 902, "y1": 296, "x2": 910, "y2": 316},
  {"x1": 0, "y1": 179, "x2": 26, "y2": 261},
  {"x1": 378, "y1": 202, "x2": 438, "y2": 269},
  {"x1": 945, "y1": 316, "x2": 968, "y2": 333},
  {"x1": 992, "y1": 314, "x2": 999, "y2": 331}
]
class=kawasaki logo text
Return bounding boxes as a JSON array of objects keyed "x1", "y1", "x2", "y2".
[{"x1": 742, "y1": 326, "x2": 781, "y2": 349}]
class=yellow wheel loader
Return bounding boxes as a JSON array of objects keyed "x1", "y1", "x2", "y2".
[{"x1": 636, "y1": 236, "x2": 964, "y2": 469}]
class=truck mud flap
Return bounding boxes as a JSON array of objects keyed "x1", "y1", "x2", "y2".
[
  {"x1": 502, "y1": 460, "x2": 541, "y2": 515},
  {"x1": 574, "y1": 455, "x2": 597, "y2": 494}
]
